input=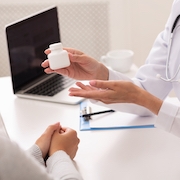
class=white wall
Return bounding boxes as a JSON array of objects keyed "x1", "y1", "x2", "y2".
[
  {"x1": 109, "y1": 0, "x2": 173, "y2": 66},
  {"x1": 0, "y1": 0, "x2": 173, "y2": 76}
]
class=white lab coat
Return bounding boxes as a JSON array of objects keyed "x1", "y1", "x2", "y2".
[{"x1": 94, "y1": 0, "x2": 180, "y2": 137}]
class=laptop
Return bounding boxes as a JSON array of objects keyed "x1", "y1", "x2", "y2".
[{"x1": 5, "y1": 6, "x2": 85, "y2": 105}]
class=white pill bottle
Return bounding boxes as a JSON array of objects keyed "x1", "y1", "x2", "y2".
[{"x1": 48, "y1": 42, "x2": 70, "y2": 70}]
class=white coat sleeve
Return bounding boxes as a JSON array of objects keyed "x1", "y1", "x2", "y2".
[
  {"x1": 91, "y1": 3, "x2": 176, "y2": 115},
  {"x1": 155, "y1": 100, "x2": 180, "y2": 138},
  {"x1": 92, "y1": 0, "x2": 180, "y2": 137},
  {"x1": 92, "y1": 0, "x2": 176, "y2": 116}
]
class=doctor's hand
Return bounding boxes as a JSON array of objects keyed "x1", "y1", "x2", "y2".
[
  {"x1": 49, "y1": 126, "x2": 80, "y2": 160},
  {"x1": 35, "y1": 122, "x2": 60, "y2": 159},
  {"x1": 69, "y1": 80, "x2": 163, "y2": 115},
  {"x1": 69, "y1": 80, "x2": 139, "y2": 104},
  {"x1": 41, "y1": 47, "x2": 109, "y2": 81}
]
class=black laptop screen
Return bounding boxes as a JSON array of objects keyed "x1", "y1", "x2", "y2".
[{"x1": 6, "y1": 7, "x2": 60, "y2": 93}]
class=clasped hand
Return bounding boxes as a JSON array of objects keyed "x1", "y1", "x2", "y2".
[{"x1": 35, "y1": 122, "x2": 80, "y2": 160}]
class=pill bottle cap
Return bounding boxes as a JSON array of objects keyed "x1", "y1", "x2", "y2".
[{"x1": 49, "y1": 42, "x2": 63, "y2": 51}]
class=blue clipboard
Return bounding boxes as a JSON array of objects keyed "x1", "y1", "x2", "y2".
[{"x1": 79, "y1": 101, "x2": 155, "y2": 131}]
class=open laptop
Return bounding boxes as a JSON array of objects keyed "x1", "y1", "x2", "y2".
[{"x1": 5, "y1": 6, "x2": 85, "y2": 105}]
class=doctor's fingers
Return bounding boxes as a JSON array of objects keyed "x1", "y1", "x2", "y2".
[
  {"x1": 69, "y1": 86, "x2": 118, "y2": 104},
  {"x1": 74, "y1": 81, "x2": 97, "y2": 90},
  {"x1": 69, "y1": 82, "x2": 109, "y2": 99},
  {"x1": 44, "y1": 48, "x2": 84, "y2": 64},
  {"x1": 45, "y1": 47, "x2": 84, "y2": 57},
  {"x1": 41, "y1": 59, "x2": 50, "y2": 68},
  {"x1": 69, "y1": 81, "x2": 138, "y2": 103},
  {"x1": 64, "y1": 47, "x2": 84, "y2": 55},
  {"x1": 89, "y1": 80, "x2": 136, "y2": 91},
  {"x1": 41, "y1": 60, "x2": 68, "y2": 75},
  {"x1": 89, "y1": 80, "x2": 120, "y2": 90},
  {"x1": 44, "y1": 49, "x2": 51, "y2": 55}
]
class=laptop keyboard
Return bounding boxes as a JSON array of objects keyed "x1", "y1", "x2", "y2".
[{"x1": 25, "y1": 75, "x2": 75, "y2": 96}]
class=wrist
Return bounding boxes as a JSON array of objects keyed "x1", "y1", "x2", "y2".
[
  {"x1": 95, "y1": 62, "x2": 109, "y2": 80},
  {"x1": 49, "y1": 147, "x2": 65, "y2": 157},
  {"x1": 135, "y1": 87, "x2": 163, "y2": 115}
]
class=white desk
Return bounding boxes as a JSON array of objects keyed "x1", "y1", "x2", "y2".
[{"x1": 1, "y1": 76, "x2": 180, "y2": 180}]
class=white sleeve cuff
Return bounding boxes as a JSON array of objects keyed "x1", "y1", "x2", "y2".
[
  {"x1": 27, "y1": 144, "x2": 45, "y2": 166},
  {"x1": 155, "y1": 101, "x2": 179, "y2": 132},
  {"x1": 46, "y1": 150, "x2": 83, "y2": 180}
]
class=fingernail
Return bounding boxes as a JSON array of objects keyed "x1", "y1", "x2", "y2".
[{"x1": 90, "y1": 80, "x2": 96, "y2": 86}]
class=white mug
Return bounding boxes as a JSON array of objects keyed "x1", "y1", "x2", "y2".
[{"x1": 100, "y1": 49, "x2": 134, "y2": 73}]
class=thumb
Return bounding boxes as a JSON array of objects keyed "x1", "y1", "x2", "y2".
[{"x1": 89, "y1": 80, "x2": 112, "y2": 89}]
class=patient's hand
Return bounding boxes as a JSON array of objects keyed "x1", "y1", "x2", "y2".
[
  {"x1": 35, "y1": 122, "x2": 60, "y2": 159},
  {"x1": 49, "y1": 127, "x2": 80, "y2": 160}
]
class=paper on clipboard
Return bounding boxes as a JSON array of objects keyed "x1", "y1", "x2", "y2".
[{"x1": 80, "y1": 100, "x2": 155, "y2": 130}]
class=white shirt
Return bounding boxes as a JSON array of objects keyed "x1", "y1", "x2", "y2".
[{"x1": 95, "y1": 0, "x2": 180, "y2": 138}]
